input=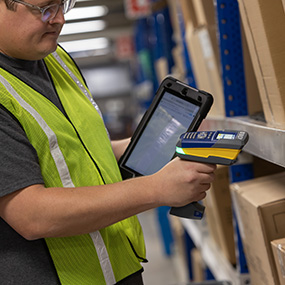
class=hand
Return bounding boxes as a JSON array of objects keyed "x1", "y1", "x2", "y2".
[
  {"x1": 0, "y1": 157, "x2": 215, "y2": 239},
  {"x1": 151, "y1": 157, "x2": 216, "y2": 207}
]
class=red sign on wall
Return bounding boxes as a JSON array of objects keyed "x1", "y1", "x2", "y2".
[
  {"x1": 124, "y1": 0, "x2": 151, "y2": 19},
  {"x1": 115, "y1": 35, "x2": 134, "y2": 59}
]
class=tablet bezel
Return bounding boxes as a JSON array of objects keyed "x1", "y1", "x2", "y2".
[{"x1": 119, "y1": 76, "x2": 213, "y2": 179}]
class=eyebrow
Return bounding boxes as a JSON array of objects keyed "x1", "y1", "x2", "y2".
[{"x1": 35, "y1": 0, "x2": 58, "y2": 6}]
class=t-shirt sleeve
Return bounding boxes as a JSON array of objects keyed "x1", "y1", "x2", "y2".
[{"x1": 0, "y1": 105, "x2": 44, "y2": 198}]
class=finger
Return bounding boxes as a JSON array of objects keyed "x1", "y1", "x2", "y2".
[
  {"x1": 198, "y1": 163, "x2": 217, "y2": 173},
  {"x1": 198, "y1": 183, "x2": 211, "y2": 192},
  {"x1": 182, "y1": 160, "x2": 217, "y2": 173},
  {"x1": 194, "y1": 191, "x2": 207, "y2": 201},
  {"x1": 197, "y1": 172, "x2": 215, "y2": 184}
]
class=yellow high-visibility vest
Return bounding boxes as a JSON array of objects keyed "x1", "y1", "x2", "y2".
[{"x1": 0, "y1": 46, "x2": 146, "y2": 285}]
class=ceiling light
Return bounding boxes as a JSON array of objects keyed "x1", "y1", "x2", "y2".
[
  {"x1": 65, "y1": 5, "x2": 108, "y2": 21},
  {"x1": 59, "y1": 37, "x2": 110, "y2": 53},
  {"x1": 60, "y1": 20, "x2": 106, "y2": 35}
]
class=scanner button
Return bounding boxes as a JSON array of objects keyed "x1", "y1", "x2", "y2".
[{"x1": 197, "y1": 132, "x2": 207, "y2": 139}]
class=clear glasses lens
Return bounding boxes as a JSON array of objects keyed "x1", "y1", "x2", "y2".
[
  {"x1": 41, "y1": 0, "x2": 76, "y2": 22},
  {"x1": 63, "y1": 0, "x2": 76, "y2": 14},
  {"x1": 42, "y1": 5, "x2": 58, "y2": 22}
]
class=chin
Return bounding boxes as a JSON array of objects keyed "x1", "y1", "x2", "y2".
[
  {"x1": 38, "y1": 35, "x2": 59, "y2": 54},
  {"x1": 38, "y1": 43, "x2": 58, "y2": 60}
]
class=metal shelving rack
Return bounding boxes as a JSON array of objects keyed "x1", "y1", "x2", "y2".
[
  {"x1": 202, "y1": 116, "x2": 285, "y2": 168},
  {"x1": 182, "y1": 114, "x2": 285, "y2": 284},
  {"x1": 181, "y1": 219, "x2": 249, "y2": 285},
  {"x1": 179, "y1": 0, "x2": 285, "y2": 283},
  {"x1": 216, "y1": 0, "x2": 248, "y2": 117},
  {"x1": 133, "y1": 0, "x2": 285, "y2": 282}
]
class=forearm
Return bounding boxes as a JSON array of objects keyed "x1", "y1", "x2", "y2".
[
  {"x1": 0, "y1": 177, "x2": 157, "y2": 240},
  {"x1": 0, "y1": 158, "x2": 216, "y2": 241},
  {"x1": 111, "y1": 138, "x2": 130, "y2": 161}
]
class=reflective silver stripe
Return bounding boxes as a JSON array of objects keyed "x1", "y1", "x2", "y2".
[
  {"x1": 1, "y1": 57, "x2": 116, "y2": 283},
  {"x1": 53, "y1": 52, "x2": 116, "y2": 283},
  {"x1": 90, "y1": 231, "x2": 116, "y2": 285},
  {"x1": 52, "y1": 51, "x2": 103, "y2": 118},
  {"x1": 0, "y1": 75, "x2": 74, "y2": 188},
  {"x1": 52, "y1": 50, "x2": 111, "y2": 140}
]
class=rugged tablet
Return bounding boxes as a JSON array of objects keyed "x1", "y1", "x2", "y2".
[{"x1": 119, "y1": 76, "x2": 213, "y2": 179}]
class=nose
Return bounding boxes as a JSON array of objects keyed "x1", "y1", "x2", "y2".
[{"x1": 49, "y1": 6, "x2": 66, "y2": 25}]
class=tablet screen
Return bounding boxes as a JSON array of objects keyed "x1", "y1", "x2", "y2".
[{"x1": 124, "y1": 91, "x2": 200, "y2": 175}]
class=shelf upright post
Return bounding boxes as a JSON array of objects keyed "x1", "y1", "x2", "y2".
[
  {"x1": 150, "y1": 0, "x2": 176, "y2": 87},
  {"x1": 215, "y1": 0, "x2": 255, "y2": 193},
  {"x1": 216, "y1": 1, "x2": 253, "y2": 282},
  {"x1": 133, "y1": 15, "x2": 175, "y2": 257},
  {"x1": 216, "y1": 0, "x2": 248, "y2": 117},
  {"x1": 151, "y1": 0, "x2": 176, "y2": 257},
  {"x1": 216, "y1": 0, "x2": 255, "y2": 191},
  {"x1": 133, "y1": 17, "x2": 157, "y2": 110}
]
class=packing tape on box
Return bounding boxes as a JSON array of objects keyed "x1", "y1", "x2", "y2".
[{"x1": 277, "y1": 243, "x2": 285, "y2": 277}]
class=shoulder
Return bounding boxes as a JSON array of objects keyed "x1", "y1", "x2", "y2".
[
  {"x1": 0, "y1": 105, "x2": 44, "y2": 197},
  {"x1": 46, "y1": 45, "x2": 87, "y2": 84}
]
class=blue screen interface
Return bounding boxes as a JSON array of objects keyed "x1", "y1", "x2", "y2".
[{"x1": 125, "y1": 91, "x2": 200, "y2": 175}]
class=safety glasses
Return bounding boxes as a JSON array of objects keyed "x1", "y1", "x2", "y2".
[{"x1": 13, "y1": 0, "x2": 76, "y2": 22}]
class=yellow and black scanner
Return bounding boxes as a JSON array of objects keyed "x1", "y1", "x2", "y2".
[
  {"x1": 175, "y1": 130, "x2": 249, "y2": 165},
  {"x1": 170, "y1": 130, "x2": 249, "y2": 219}
]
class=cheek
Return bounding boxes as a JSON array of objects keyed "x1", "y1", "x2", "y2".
[
  {"x1": 11, "y1": 24, "x2": 41, "y2": 48},
  {"x1": 9, "y1": 26, "x2": 43, "y2": 59},
  {"x1": 6, "y1": 19, "x2": 27, "y2": 40},
  {"x1": 0, "y1": 21, "x2": 25, "y2": 53}
]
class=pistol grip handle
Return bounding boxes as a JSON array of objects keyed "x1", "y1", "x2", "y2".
[{"x1": 169, "y1": 202, "x2": 205, "y2": 219}]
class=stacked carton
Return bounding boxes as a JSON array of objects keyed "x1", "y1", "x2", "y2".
[
  {"x1": 167, "y1": 0, "x2": 186, "y2": 81},
  {"x1": 271, "y1": 238, "x2": 285, "y2": 285},
  {"x1": 179, "y1": 0, "x2": 225, "y2": 117},
  {"x1": 231, "y1": 172, "x2": 285, "y2": 285},
  {"x1": 162, "y1": 1, "x2": 285, "y2": 283},
  {"x1": 204, "y1": 166, "x2": 236, "y2": 265},
  {"x1": 238, "y1": 0, "x2": 285, "y2": 126}
]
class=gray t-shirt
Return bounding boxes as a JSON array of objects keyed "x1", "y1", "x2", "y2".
[
  {"x1": 0, "y1": 53, "x2": 63, "y2": 284},
  {"x1": 0, "y1": 52, "x2": 143, "y2": 284}
]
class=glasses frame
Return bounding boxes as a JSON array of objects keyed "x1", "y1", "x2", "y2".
[{"x1": 13, "y1": 0, "x2": 75, "y2": 22}]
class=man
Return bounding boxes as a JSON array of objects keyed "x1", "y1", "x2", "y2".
[{"x1": 0, "y1": 0, "x2": 216, "y2": 284}]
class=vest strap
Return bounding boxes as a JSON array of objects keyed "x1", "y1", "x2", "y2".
[
  {"x1": 0, "y1": 74, "x2": 74, "y2": 188},
  {"x1": 52, "y1": 50, "x2": 111, "y2": 139},
  {"x1": 90, "y1": 231, "x2": 116, "y2": 285},
  {"x1": 0, "y1": 73, "x2": 116, "y2": 285},
  {"x1": 52, "y1": 51, "x2": 103, "y2": 119}
]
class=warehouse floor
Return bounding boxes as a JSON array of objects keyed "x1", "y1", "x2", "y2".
[{"x1": 138, "y1": 210, "x2": 189, "y2": 285}]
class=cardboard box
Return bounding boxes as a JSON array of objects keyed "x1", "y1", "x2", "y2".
[
  {"x1": 185, "y1": 25, "x2": 225, "y2": 117},
  {"x1": 179, "y1": 0, "x2": 225, "y2": 117},
  {"x1": 179, "y1": 0, "x2": 197, "y2": 31},
  {"x1": 231, "y1": 172, "x2": 285, "y2": 285},
  {"x1": 191, "y1": 0, "x2": 217, "y2": 28},
  {"x1": 204, "y1": 165, "x2": 236, "y2": 265},
  {"x1": 167, "y1": 0, "x2": 185, "y2": 79},
  {"x1": 240, "y1": 21, "x2": 263, "y2": 117},
  {"x1": 155, "y1": 57, "x2": 169, "y2": 83},
  {"x1": 253, "y1": 156, "x2": 284, "y2": 178},
  {"x1": 179, "y1": 0, "x2": 217, "y2": 30},
  {"x1": 167, "y1": 0, "x2": 183, "y2": 39},
  {"x1": 184, "y1": 0, "x2": 219, "y2": 60},
  {"x1": 191, "y1": 248, "x2": 204, "y2": 282},
  {"x1": 171, "y1": 45, "x2": 186, "y2": 80},
  {"x1": 271, "y1": 238, "x2": 285, "y2": 285},
  {"x1": 178, "y1": 0, "x2": 221, "y2": 67},
  {"x1": 238, "y1": 0, "x2": 285, "y2": 127},
  {"x1": 282, "y1": 0, "x2": 285, "y2": 12}
]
